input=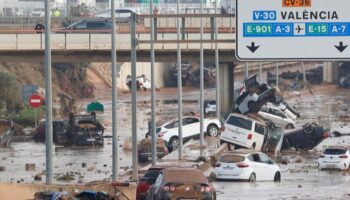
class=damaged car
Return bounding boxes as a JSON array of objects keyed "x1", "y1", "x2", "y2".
[
  {"x1": 282, "y1": 123, "x2": 329, "y2": 150},
  {"x1": 146, "y1": 116, "x2": 221, "y2": 151},
  {"x1": 147, "y1": 168, "x2": 216, "y2": 200},
  {"x1": 234, "y1": 74, "x2": 277, "y2": 114},
  {"x1": 68, "y1": 113, "x2": 105, "y2": 146},
  {"x1": 126, "y1": 74, "x2": 151, "y2": 91},
  {"x1": 138, "y1": 138, "x2": 169, "y2": 163},
  {"x1": 259, "y1": 104, "x2": 296, "y2": 129},
  {"x1": 220, "y1": 113, "x2": 284, "y2": 153}
]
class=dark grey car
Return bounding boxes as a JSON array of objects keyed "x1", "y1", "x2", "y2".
[{"x1": 55, "y1": 19, "x2": 113, "y2": 33}]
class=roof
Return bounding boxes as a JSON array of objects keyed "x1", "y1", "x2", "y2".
[{"x1": 162, "y1": 168, "x2": 208, "y2": 184}]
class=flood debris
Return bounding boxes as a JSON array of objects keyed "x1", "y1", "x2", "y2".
[
  {"x1": 0, "y1": 119, "x2": 14, "y2": 147},
  {"x1": 55, "y1": 172, "x2": 75, "y2": 181},
  {"x1": 25, "y1": 163, "x2": 36, "y2": 171}
]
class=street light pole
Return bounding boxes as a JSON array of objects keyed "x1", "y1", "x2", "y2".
[
  {"x1": 199, "y1": 0, "x2": 204, "y2": 152},
  {"x1": 44, "y1": 0, "x2": 53, "y2": 184},
  {"x1": 111, "y1": 0, "x2": 119, "y2": 181},
  {"x1": 130, "y1": 12, "x2": 138, "y2": 181},
  {"x1": 215, "y1": 0, "x2": 220, "y2": 120},
  {"x1": 150, "y1": 0, "x2": 157, "y2": 165},
  {"x1": 176, "y1": 0, "x2": 183, "y2": 160}
]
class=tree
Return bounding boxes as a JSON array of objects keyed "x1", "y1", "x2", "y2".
[{"x1": 0, "y1": 72, "x2": 22, "y2": 114}]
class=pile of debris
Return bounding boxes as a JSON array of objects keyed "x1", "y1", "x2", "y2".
[{"x1": 227, "y1": 74, "x2": 329, "y2": 153}]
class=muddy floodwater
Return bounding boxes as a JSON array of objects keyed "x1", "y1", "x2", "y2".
[
  {"x1": 0, "y1": 88, "x2": 205, "y2": 184},
  {"x1": 1, "y1": 86, "x2": 350, "y2": 199}
]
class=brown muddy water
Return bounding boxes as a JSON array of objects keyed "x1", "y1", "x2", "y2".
[
  {"x1": 0, "y1": 95, "x2": 201, "y2": 184},
  {"x1": 1, "y1": 86, "x2": 350, "y2": 199}
]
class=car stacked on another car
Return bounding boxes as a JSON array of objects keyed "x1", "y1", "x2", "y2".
[
  {"x1": 146, "y1": 116, "x2": 221, "y2": 151},
  {"x1": 214, "y1": 150, "x2": 281, "y2": 182},
  {"x1": 220, "y1": 113, "x2": 268, "y2": 151},
  {"x1": 318, "y1": 146, "x2": 350, "y2": 170},
  {"x1": 146, "y1": 168, "x2": 216, "y2": 200},
  {"x1": 259, "y1": 104, "x2": 296, "y2": 129}
]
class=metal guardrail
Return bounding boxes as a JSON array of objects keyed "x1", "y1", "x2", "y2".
[{"x1": 0, "y1": 14, "x2": 235, "y2": 51}]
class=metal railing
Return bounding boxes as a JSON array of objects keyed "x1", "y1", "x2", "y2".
[{"x1": 0, "y1": 14, "x2": 235, "y2": 51}]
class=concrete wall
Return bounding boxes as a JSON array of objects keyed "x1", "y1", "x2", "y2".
[
  {"x1": 117, "y1": 62, "x2": 171, "y2": 90},
  {"x1": 323, "y1": 62, "x2": 339, "y2": 83},
  {"x1": 219, "y1": 63, "x2": 233, "y2": 118}
]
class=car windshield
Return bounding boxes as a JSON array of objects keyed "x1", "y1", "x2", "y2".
[
  {"x1": 226, "y1": 115, "x2": 252, "y2": 130},
  {"x1": 324, "y1": 148, "x2": 346, "y2": 155},
  {"x1": 220, "y1": 155, "x2": 245, "y2": 163}
]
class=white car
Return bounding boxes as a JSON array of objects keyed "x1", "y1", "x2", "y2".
[
  {"x1": 95, "y1": 8, "x2": 140, "y2": 22},
  {"x1": 214, "y1": 150, "x2": 281, "y2": 182},
  {"x1": 220, "y1": 113, "x2": 267, "y2": 150},
  {"x1": 126, "y1": 74, "x2": 151, "y2": 91},
  {"x1": 318, "y1": 146, "x2": 350, "y2": 170},
  {"x1": 30, "y1": 8, "x2": 51, "y2": 17},
  {"x1": 235, "y1": 75, "x2": 276, "y2": 114},
  {"x1": 146, "y1": 116, "x2": 221, "y2": 150},
  {"x1": 259, "y1": 104, "x2": 296, "y2": 129},
  {"x1": 204, "y1": 100, "x2": 216, "y2": 114}
]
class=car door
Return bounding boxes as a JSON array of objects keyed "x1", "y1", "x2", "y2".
[
  {"x1": 182, "y1": 117, "x2": 200, "y2": 139},
  {"x1": 253, "y1": 123, "x2": 267, "y2": 150},
  {"x1": 163, "y1": 121, "x2": 179, "y2": 142},
  {"x1": 248, "y1": 154, "x2": 265, "y2": 181},
  {"x1": 258, "y1": 153, "x2": 276, "y2": 180}
]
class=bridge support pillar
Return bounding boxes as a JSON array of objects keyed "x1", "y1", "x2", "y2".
[
  {"x1": 219, "y1": 63, "x2": 234, "y2": 119},
  {"x1": 323, "y1": 62, "x2": 339, "y2": 83}
]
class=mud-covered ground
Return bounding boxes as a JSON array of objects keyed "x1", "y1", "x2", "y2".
[{"x1": 1, "y1": 78, "x2": 350, "y2": 199}]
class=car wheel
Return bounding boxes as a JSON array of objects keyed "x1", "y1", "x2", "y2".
[
  {"x1": 274, "y1": 172, "x2": 281, "y2": 182},
  {"x1": 286, "y1": 123, "x2": 294, "y2": 129},
  {"x1": 250, "y1": 143, "x2": 256, "y2": 150},
  {"x1": 248, "y1": 173, "x2": 256, "y2": 182},
  {"x1": 207, "y1": 124, "x2": 219, "y2": 137},
  {"x1": 169, "y1": 136, "x2": 179, "y2": 151},
  {"x1": 303, "y1": 123, "x2": 315, "y2": 136}
]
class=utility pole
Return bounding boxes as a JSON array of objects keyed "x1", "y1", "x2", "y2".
[
  {"x1": 111, "y1": 0, "x2": 119, "y2": 181},
  {"x1": 130, "y1": 12, "x2": 138, "y2": 181},
  {"x1": 215, "y1": 0, "x2": 220, "y2": 120},
  {"x1": 199, "y1": 0, "x2": 204, "y2": 153},
  {"x1": 150, "y1": 0, "x2": 157, "y2": 165},
  {"x1": 44, "y1": 0, "x2": 53, "y2": 184},
  {"x1": 176, "y1": 0, "x2": 183, "y2": 160}
]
